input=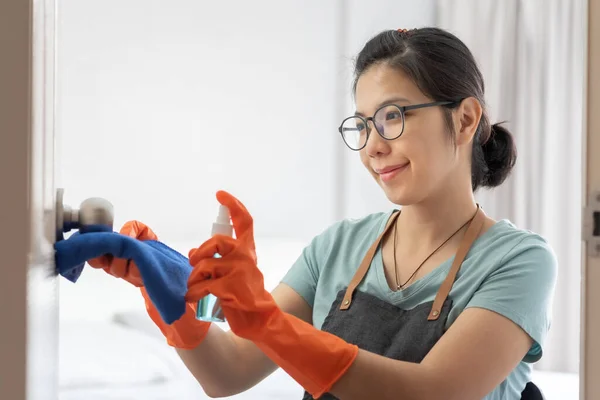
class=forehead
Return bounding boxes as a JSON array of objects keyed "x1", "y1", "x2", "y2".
[{"x1": 354, "y1": 63, "x2": 424, "y2": 114}]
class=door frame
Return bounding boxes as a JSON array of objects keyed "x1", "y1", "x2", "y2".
[
  {"x1": 0, "y1": 0, "x2": 34, "y2": 398},
  {"x1": 0, "y1": 0, "x2": 59, "y2": 399},
  {"x1": 582, "y1": 0, "x2": 600, "y2": 398}
]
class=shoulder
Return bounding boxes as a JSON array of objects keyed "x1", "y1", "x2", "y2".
[
  {"x1": 481, "y1": 220, "x2": 557, "y2": 276},
  {"x1": 467, "y1": 219, "x2": 558, "y2": 306},
  {"x1": 298, "y1": 210, "x2": 395, "y2": 275},
  {"x1": 311, "y1": 210, "x2": 395, "y2": 253}
]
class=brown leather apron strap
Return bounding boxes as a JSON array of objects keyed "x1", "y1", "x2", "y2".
[
  {"x1": 427, "y1": 206, "x2": 486, "y2": 321},
  {"x1": 339, "y1": 210, "x2": 400, "y2": 310}
]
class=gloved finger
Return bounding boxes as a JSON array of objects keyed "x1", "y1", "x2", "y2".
[
  {"x1": 187, "y1": 256, "x2": 236, "y2": 285},
  {"x1": 86, "y1": 249, "x2": 131, "y2": 277},
  {"x1": 87, "y1": 255, "x2": 140, "y2": 286},
  {"x1": 87, "y1": 221, "x2": 155, "y2": 270},
  {"x1": 101, "y1": 258, "x2": 143, "y2": 287},
  {"x1": 126, "y1": 261, "x2": 143, "y2": 284},
  {"x1": 187, "y1": 279, "x2": 269, "y2": 315},
  {"x1": 188, "y1": 235, "x2": 238, "y2": 265},
  {"x1": 185, "y1": 278, "x2": 242, "y2": 305},
  {"x1": 106, "y1": 257, "x2": 131, "y2": 279},
  {"x1": 120, "y1": 220, "x2": 158, "y2": 241},
  {"x1": 102, "y1": 222, "x2": 142, "y2": 278},
  {"x1": 87, "y1": 254, "x2": 112, "y2": 270},
  {"x1": 184, "y1": 281, "x2": 211, "y2": 302},
  {"x1": 215, "y1": 191, "x2": 255, "y2": 242}
]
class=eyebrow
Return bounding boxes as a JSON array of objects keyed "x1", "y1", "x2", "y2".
[{"x1": 354, "y1": 97, "x2": 411, "y2": 116}]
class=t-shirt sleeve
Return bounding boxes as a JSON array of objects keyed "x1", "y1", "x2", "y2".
[
  {"x1": 279, "y1": 221, "x2": 340, "y2": 308},
  {"x1": 465, "y1": 235, "x2": 558, "y2": 363},
  {"x1": 280, "y1": 242, "x2": 320, "y2": 307}
]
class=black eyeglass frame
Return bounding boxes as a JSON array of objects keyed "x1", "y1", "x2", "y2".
[{"x1": 338, "y1": 99, "x2": 463, "y2": 151}]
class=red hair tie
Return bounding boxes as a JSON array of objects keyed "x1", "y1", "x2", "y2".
[{"x1": 396, "y1": 28, "x2": 414, "y2": 36}]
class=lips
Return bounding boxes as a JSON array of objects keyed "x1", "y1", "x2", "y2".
[
  {"x1": 374, "y1": 163, "x2": 409, "y2": 175},
  {"x1": 375, "y1": 163, "x2": 409, "y2": 183}
]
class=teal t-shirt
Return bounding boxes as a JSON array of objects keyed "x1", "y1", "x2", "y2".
[{"x1": 281, "y1": 210, "x2": 557, "y2": 400}]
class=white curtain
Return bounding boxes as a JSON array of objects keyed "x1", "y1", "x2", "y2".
[{"x1": 437, "y1": 0, "x2": 586, "y2": 373}]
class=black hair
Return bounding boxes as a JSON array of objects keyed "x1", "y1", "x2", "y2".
[{"x1": 352, "y1": 27, "x2": 516, "y2": 191}]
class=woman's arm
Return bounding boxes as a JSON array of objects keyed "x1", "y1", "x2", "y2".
[
  {"x1": 328, "y1": 307, "x2": 533, "y2": 400},
  {"x1": 175, "y1": 283, "x2": 312, "y2": 397}
]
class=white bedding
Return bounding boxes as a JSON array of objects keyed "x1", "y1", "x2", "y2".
[
  {"x1": 58, "y1": 320, "x2": 302, "y2": 400},
  {"x1": 58, "y1": 237, "x2": 579, "y2": 399}
]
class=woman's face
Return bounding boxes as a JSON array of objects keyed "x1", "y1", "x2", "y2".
[{"x1": 354, "y1": 63, "x2": 466, "y2": 206}]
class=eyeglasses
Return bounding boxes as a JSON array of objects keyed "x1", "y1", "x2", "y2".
[{"x1": 338, "y1": 100, "x2": 461, "y2": 151}]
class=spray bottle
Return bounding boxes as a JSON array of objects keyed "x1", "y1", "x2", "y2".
[{"x1": 195, "y1": 204, "x2": 233, "y2": 322}]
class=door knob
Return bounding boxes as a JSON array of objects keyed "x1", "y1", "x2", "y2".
[{"x1": 55, "y1": 188, "x2": 114, "y2": 241}]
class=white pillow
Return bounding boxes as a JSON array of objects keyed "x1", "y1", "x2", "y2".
[{"x1": 59, "y1": 321, "x2": 183, "y2": 389}]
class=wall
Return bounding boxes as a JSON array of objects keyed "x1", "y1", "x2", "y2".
[{"x1": 55, "y1": 0, "x2": 436, "y2": 248}]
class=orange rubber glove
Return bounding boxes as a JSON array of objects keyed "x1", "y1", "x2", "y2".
[
  {"x1": 88, "y1": 221, "x2": 211, "y2": 349},
  {"x1": 87, "y1": 221, "x2": 150, "y2": 287},
  {"x1": 186, "y1": 191, "x2": 359, "y2": 398}
]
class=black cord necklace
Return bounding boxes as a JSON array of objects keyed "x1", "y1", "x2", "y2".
[{"x1": 392, "y1": 211, "x2": 477, "y2": 290}]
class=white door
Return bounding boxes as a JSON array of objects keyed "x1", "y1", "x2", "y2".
[
  {"x1": 0, "y1": 0, "x2": 59, "y2": 399},
  {"x1": 582, "y1": 0, "x2": 600, "y2": 398}
]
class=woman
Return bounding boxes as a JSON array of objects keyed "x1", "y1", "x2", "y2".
[{"x1": 90, "y1": 27, "x2": 557, "y2": 400}]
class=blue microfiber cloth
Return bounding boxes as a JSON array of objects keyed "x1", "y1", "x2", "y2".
[{"x1": 54, "y1": 232, "x2": 192, "y2": 324}]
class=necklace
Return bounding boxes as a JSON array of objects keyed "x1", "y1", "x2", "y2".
[{"x1": 392, "y1": 210, "x2": 477, "y2": 290}]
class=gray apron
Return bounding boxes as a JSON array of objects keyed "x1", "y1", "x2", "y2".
[{"x1": 302, "y1": 207, "x2": 544, "y2": 400}]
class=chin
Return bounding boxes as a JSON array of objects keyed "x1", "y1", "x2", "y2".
[
  {"x1": 379, "y1": 181, "x2": 422, "y2": 206},
  {"x1": 385, "y1": 192, "x2": 420, "y2": 207}
]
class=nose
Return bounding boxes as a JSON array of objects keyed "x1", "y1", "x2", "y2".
[{"x1": 363, "y1": 120, "x2": 390, "y2": 157}]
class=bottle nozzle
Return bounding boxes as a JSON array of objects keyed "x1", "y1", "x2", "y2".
[
  {"x1": 212, "y1": 205, "x2": 233, "y2": 237},
  {"x1": 216, "y1": 205, "x2": 230, "y2": 225}
]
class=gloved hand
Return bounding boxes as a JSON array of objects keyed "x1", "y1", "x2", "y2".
[
  {"x1": 185, "y1": 191, "x2": 359, "y2": 398},
  {"x1": 87, "y1": 221, "x2": 156, "y2": 287},
  {"x1": 54, "y1": 223, "x2": 211, "y2": 349}
]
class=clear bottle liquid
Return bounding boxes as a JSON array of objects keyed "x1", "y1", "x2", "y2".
[{"x1": 195, "y1": 204, "x2": 232, "y2": 322}]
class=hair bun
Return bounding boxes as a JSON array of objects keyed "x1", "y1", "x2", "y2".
[{"x1": 481, "y1": 122, "x2": 517, "y2": 188}]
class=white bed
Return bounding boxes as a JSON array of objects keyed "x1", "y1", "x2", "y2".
[
  {"x1": 58, "y1": 320, "x2": 303, "y2": 400},
  {"x1": 58, "y1": 238, "x2": 579, "y2": 400}
]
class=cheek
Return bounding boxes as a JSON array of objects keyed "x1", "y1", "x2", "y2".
[
  {"x1": 404, "y1": 130, "x2": 453, "y2": 180},
  {"x1": 410, "y1": 140, "x2": 456, "y2": 187},
  {"x1": 359, "y1": 150, "x2": 372, "y2": 172}
]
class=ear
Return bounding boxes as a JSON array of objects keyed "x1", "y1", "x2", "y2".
[{"x1": 453, "y1": 97, "x2": 482, "y2": 146}]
